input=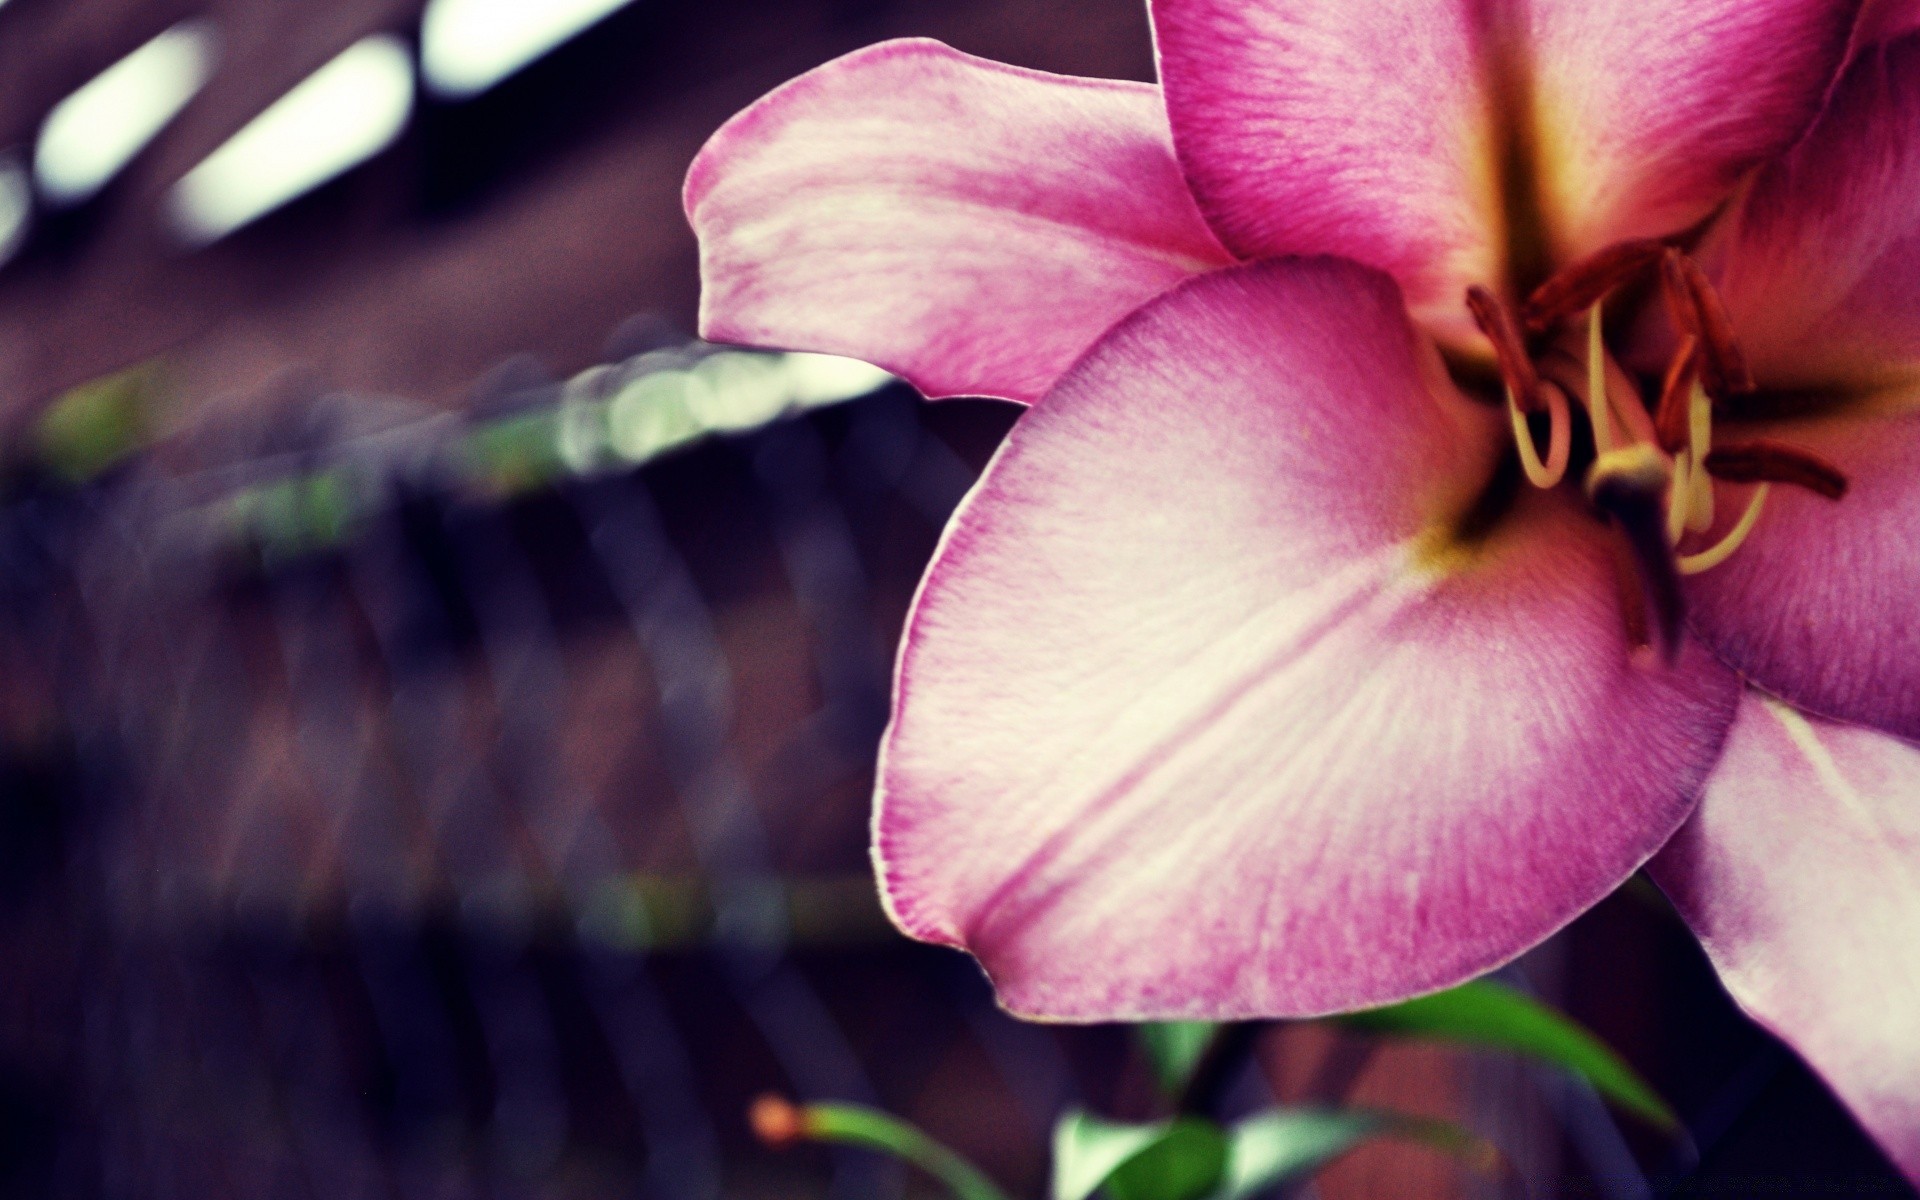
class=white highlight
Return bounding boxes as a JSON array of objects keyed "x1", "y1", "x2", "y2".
[
  {"x1": 35, "y1": 22, "x2": 216, "y2": 206},
  {"x1": 166, "y1": 35, "x2": 414, "y2": 245},
  {"x1": 600, "y1": 351, "x2": 894, "y2": 465},
  {"x1": 421, "y1": 0, "x2": 636, "y2": 98},
  {"x1": 783, "y1": 353, "x2": 895, "y2": 405}
]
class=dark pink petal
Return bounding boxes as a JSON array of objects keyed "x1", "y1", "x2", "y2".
[
  {"x1": 1650, "y1": 692, "x2": 1920, "y2": 1182},
  {"x1": 684, "y1": 38, "x2": 1232, "y2": 404},
  {"x1": 1151, "y1": 0, "x2": 1500, "y2": 336},
  {"x1": 875, "y1": 258, "x2": 1739, "y2": 1020},
  {"x1": 1523, "y1": 0, "x2": 1859, "y2": 262},
  {"x1": 1152, "y1": 0, "x2": 1855, "y2": 334},
  {"x1": 1713, "y1": 32, "x2": 1920, "y2": 390},
  {"x1": 1685, "y1": 411, "x2": 1920, "y2": 740},
  {"x1": 1854, "y1": 0, "x2": 1920, "y2": 51}
]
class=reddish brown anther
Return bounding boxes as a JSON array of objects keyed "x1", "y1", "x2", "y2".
[
  {"x1": 749, "y1": 1095, "x2": 809, "y2": 1149},
  {"x1": 1704, "y1": 440, "x2": 1849, "y2": 499},
  {"x1": 1465, "y1": 284, "x2": 1542, "y2": 411},
  {"x1": 1653, "y1": 335, "x2": 1699, "y2": 452},
  {"x1": 1663, "y1": 249, "x2": 1755, "y2": 398},
  {"x1": 1523, "y1": 239, "x2": 1667, "y2": 333}
]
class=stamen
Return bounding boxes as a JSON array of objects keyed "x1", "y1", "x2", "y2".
[
  {"x1": 1685, "y1": 380, "x2": 1715, "y2": 532},
  {"x1": 1506, "y1": 381, "x2": 1570, "y2": 488},
  {"x1": 1653, "y1": 336, "x2": 1698, "y2": 453},
  {"x1": 1667, "y1": 451, "x2": 1693, "y2": 544},
  {"x1": 1523, "y1": 239, "x2": 1666, "y2": 333},
  {"x1": 1587, "y1": 302, "x2": 1613, "y2": 453},
  {"x1": 1686, "y1": 471, "x2": 1716, "y2": 532},
  {"x1": 1664, "y1": 249, "x2": 1755, "y2": 398},
  {"x1": 1587, "y1": 444, "x2": 1683, "y2": 660},
  {"x1": 1704, "y1": 439, "x2": 1849, "y2": 499},
  {"x1": 1678, "y1": 484, "x2": 1771, "y2": 575},
  {"x1": 1660, "y1": 251, "x2": 1700, "y2": 338},
  {"x1": 1466, "y1": 285, "x2": 1542, "y2": 411},
  {"x1": 1688, "y1": 378, "x2": 1712, "y2": 460}
]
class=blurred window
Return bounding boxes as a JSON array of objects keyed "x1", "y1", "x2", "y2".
[
  {"x1": 421, "y1": 0, "x2": 639, "y2": 97},
  {"x1": 166, "y1": 34, "x2": 414, "y2": 244},
  {"x1": 34, "y1": 21, "x2": 217, "y2": 206}
]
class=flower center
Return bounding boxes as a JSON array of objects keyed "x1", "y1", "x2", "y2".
[{"x1": 1465, "y1": 241, "x2": 1850, "y2": 660}]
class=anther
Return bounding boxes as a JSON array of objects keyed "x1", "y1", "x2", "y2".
[
  {"x1": 1653, "y1": 336, "x2": 1698, "y2": 453},
  {"x1": 1663, "y1": 249, "x2": 1755, "y2": 398},
  {"x1": 1678, "y1": 484, "x2": 1771, "y2": 575},
  {"x1": 1587, "y1": 444, "x2": 1684, "y2": 661},
  {"x1": 749, "y1": 1095, "x2": 810, "y2": 1150},
  {"x1": 1466, "y1": 285, "x2": 1542, "y2": 411},
  {"x1": 1704, "y1": 440, "x2": 1849, "y2": 499},
  {"x1": 1523, "y1": 239, "x2": 1667, "y2": 333}
]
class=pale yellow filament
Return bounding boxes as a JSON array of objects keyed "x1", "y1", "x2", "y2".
[
  {"x1": 1667, "y1": 451, "x2": 1693, "y2": 543},
  {"x1": 1507, "y1": 382, "x2": 1571, "y2": 489},
  {"x1": 1678, "y1": 484, "x2": 1770, "y2": 575},
  {"x1": 1686, "y1": 464, "x2": 1716, "y2": 532},
  {"x1": 1685, "y1": 380, "x2": 1715, "y2": 532},
  {"x1": 1587, "y1": 303, "x2": 1613, "y2": 454}
]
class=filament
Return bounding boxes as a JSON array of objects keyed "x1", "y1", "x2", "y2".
[
  {"x1": 1507, "y1": 382, "x2": 1570, "y2": 488},
  {"x1": 1678, "y1": 484, "x2": 1770, "y2": 574},
  {"x1": 1685, "y1": 380, "x2": 1715, "y2": 531},
  {"x1": 1667, "y1": 452, "x2": 1692, "y2": 544},
  {"x1": 1587, "y1": 302, "x2": 1613, "y2": 453}
]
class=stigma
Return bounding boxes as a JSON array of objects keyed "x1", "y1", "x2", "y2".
[{"x1": 1465, "y1": 242, "x2": 1851, "y2": 658}]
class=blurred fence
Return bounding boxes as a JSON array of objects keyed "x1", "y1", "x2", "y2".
[{"x1": 0, "y1": 333, "x2": 1113, "y2": 1199}]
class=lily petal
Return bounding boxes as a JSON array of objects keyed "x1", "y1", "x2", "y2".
[
  {"x1": 1152, "y1": 0, "x2": 1856, "y2": 331},
  {"x1": 1685, "y1": 411, "x2": 1920, "y2": 741},
  {"x1": 1650, "y1": 691, "x2": 1920, "y2": 1182},
  {"x1": 1854, "y1": 0, "x2": 1920, "y2": 50},
  {"x1": 1151, "y1": 0, "x2": 1500, "y2": 336},
  {"x1": 1524, "y1": 0, "x2": 1860, "y2": 263},
  {"x1": 874, "y1": 258, "x2": 1740, "y2": 1020},
  {"x1": 1713, "y1": 31, "x2": 1920, "y2": 391},
  {"x1": 684, "y1": 38, "x2": 1233, "y2": 404}
]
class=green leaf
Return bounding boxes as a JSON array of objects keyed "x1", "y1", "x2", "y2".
[
  {"x1": 1338, "y1": 980, "x2": 1677, "y2": 1130},
  {"x1": 1216, "y1": 1108, "x2": 1380, "y2": 1199},
  {"x1": 1137, "y1": 1022, "x2": 1220, "y2": 1099},
  {"x1": 37, "y1": 365, "x2": 158, "y2": 482},
  {"x1": 1217, "y1": 1107, "x2": 1498, "y2": 1199},
  {"x1": 800, "y1": 1102, "x2": 1012, "y2": 1200},
  {"x1": 1053, "y1": 1111, "x2": 1229, "y2": 1200}
]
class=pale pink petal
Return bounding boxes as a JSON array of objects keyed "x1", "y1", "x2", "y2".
[
  {"x1": 684, "y1": 38, "x2": 1232, "y2": 404},
  {"x1": 1684, "y1": 411, "x2": 1920, "y2": 741},
  {"x1": 1151, "y1": 0, "x2": 1501, "y2": 339},
  {"x1": 1650, "y1": 692, "x2": 1920, "y2": 1182},
  {"x1": 1711, "y1": 31, "x2": 1920, "y2": 390},
  {"x1": 1523, "y1": 0, "x2": 1859, "y2": 262},
  {"x1": 874, "y1": 258, "x2": 1740, "y2": 1021}
]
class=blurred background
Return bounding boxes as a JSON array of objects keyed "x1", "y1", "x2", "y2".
[{"x1": 0, "y1": 0, "x2": 1909, "y2": 1196}]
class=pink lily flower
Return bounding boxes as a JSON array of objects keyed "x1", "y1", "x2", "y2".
[{"x1": 686, "y1": 0, "x2": 1920, "y2": 1173}]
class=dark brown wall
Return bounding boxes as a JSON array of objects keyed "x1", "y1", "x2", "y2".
[{"x1": 0, "y1": 0, "x2": 1154, "y2": 427}]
